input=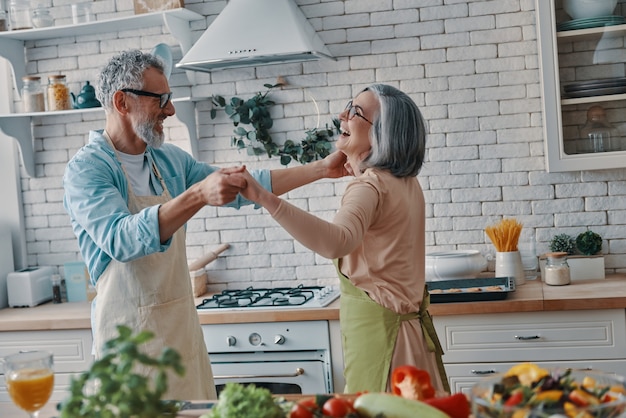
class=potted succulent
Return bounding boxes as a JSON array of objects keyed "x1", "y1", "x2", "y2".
[{"x1": 541, "y1": 230, "x2": 605, "y2": 281}]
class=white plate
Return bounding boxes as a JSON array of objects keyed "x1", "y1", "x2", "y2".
[{"x1": 151, "y1": 43, "x2": 173, "y2": 80}]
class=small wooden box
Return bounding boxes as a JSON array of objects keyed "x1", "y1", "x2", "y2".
[{"x1": 134, "y1": 0, "x2": 184, "y2": 14}]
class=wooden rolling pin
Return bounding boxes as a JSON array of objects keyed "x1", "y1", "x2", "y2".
[{"x1": 188, "y1": 243, "x2": 230, "y2": 271}]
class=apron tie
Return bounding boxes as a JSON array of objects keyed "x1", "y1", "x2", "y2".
[{"x1": 396, "y1": 289, "x2": 449, "y2": 393}]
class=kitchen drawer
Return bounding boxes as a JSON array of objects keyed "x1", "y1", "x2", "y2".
[
  {"x1": 434, "y1": 309, "x2": 626, "y2": 363},
  {"x1": 0, "y1": 329, "x2": 93, "y2": 373},
  {"x1": 445, "y1": 359, "x2": 626, "y2": 395}
]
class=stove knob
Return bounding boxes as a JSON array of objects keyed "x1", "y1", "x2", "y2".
[
  {"x1": 274, "y1": 334, "x2": 285, "y2": 345},
  {"x1": 226, "y1": 336, "x2": 236, "y2": 347}
]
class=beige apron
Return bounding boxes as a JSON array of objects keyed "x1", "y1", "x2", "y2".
[
  {"x1": 334, "y1": 259, "x2": 449, "y2": 394},
  {"x1": 93, "y1": 134, "x2": 216, "y2": 400}
]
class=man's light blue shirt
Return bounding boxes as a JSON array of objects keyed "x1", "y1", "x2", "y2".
[{"x1": 63, "y1": 129, "x2": 271, "y2": 284}]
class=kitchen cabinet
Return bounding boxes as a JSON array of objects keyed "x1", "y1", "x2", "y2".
[
  {"x1": 0, "y1": 328, "x2": 93, "y2": 407},
  {"x1": 433, "y1": 309, "x2": 626, "y2": 393},
  {"x1": 536, "y1": 0, "x2": 626, "y2": 172},
  {"x1": 0, "y1": 8, "x2": 205, "y2": 177}
]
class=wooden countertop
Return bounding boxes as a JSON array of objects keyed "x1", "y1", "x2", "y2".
[{"x1": 0, "y1": 276, "x2": 625, "y2": 332}]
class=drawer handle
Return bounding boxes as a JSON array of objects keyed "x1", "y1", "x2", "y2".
[
  {"x1": 515, "y1": 335, "x2": 540, "y2": 340},
  {"x1": 471, "y1": 369, "x2": 497, "y2": 375}
]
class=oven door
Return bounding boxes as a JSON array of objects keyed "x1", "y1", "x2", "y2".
[{"x1": 210, "y1": 351, "x2": 332, "y2": 395}]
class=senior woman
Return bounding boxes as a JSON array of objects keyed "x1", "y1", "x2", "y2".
[{"x1": 240, "y1": 84, "x2": 449, "y2": 393}]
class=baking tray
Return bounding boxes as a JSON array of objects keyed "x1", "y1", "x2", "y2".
[{"x1": 426, "y1": 276, "x2": 515, "y2": 303}]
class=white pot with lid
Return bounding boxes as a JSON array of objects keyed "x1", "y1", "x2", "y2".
[{"x1": 425, "y1": 250, "x2": 487, "y2": 282}]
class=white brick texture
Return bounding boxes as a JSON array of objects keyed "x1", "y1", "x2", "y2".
[{"x1": 10, "y1": 0, "x2": 626, "y2": 289}]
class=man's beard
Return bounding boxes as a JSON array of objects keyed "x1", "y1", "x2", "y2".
[{"x1": 133, "y1": 117, "x2": 164, "y2": 148}]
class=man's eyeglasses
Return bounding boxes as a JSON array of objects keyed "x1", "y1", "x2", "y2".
[
  {"x1": 344, "y1": 100, "x2": 373, "y2": 125},
  {"x1": 121, "y1": 89, "x2": 173, "y2": 108}
]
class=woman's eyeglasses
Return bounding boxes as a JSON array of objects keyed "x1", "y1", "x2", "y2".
[
  {"x1": 344, "y1": 100, "x2": 373, "y2": 125},
  {"x1": 121, "y1": 88, "x2": 173, "y2": 108}
]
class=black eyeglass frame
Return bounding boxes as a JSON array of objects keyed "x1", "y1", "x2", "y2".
[
  {"x1": 344, "y1": 100, "x2": 373, "y2": 125},
  {"x1": 121, "y1": 88, "x2": 173, "y2": 108}
]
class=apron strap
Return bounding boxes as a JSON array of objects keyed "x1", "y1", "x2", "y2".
[{"x1": 417, "y1": 287, "x2": 450, "y2": 393}]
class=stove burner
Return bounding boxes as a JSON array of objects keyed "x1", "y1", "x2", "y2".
[{"x1": 196, "y1": 285, "x2": 336, "y2": 310}]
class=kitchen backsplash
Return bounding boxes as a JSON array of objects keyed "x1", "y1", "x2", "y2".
[{"x1": 6, "y1": 0, "x2": 626, "y2": 292}]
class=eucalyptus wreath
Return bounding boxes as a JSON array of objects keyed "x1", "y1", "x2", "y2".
[{"x1": 210, "y1": 83, "x2": 341, "y2": 166}]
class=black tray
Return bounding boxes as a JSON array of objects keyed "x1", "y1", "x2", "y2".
[{"x1": 426, "y1": 277, "x2": 515, "y2": 303}]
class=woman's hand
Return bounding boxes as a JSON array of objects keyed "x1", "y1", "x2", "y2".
[
  {"x1": 319, "y1": 150, "x2": 350, "y2": 178},
  {"x1": 240, "y1": 168, "x2": 281, "y2": 214}
]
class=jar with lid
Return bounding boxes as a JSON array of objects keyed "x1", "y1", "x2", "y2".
[
  {"x1": 578, "y1": 105, "x2": 621, "y2": 153},
  {"x1": 21, "y1": 76, "x2": 45, "y2": 112},
  {"x1": 47, "y1": 74, "x2": 71, "y2": 111},
  {"x1": 31, "y1": 5, "x2": 53, "y2": 28},
  {"x1": 9, "y1": 0, "x2": 32, "y2": 30},
  {"x1": 543, "y1": 252, "x2": 571, "y2": 286}
]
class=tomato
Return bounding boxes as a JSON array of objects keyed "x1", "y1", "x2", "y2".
[
  {"x1": 504, "y1": 391, "x2": 524, "y2": 407},
  {"x1": 289, "y1": 403, "x2": 314, "y2": 418},
  {"x1": 391, "y1": 365, "x2": 436, "y2": 400},
  {"x1": 322, "y1": 397, "x2": 352, "y2": 417},
  {"x1": 424, "y1": 393, "x2": 471, "y2": 418},
  {"x1": 290, "y1": 397, "x2": 318, "y2": 418}
]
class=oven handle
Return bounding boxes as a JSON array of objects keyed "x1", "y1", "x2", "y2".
[{"x1": 214, "y1": 367, "x2": 305, "y2": 380}]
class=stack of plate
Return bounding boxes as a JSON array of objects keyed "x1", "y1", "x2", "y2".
[
  {"x1": 562, "y1": 77, "x2": 626, "y2": 98},
  {"x1": 557, "y1": 15, "x2": 625, "y2": 31}
]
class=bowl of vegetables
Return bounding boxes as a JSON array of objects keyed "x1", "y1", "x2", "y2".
[{"x1": 470, "y1": 363, "x2": 626, "y2": 418}]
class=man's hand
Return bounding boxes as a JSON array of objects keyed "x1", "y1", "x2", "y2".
[{"x1": 198, "y1": 166, "x2": 247, "y2": 206}]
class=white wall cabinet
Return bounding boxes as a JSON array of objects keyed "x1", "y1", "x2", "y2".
[
  {"x1": 0, "y1": 9, "x2": 204, "y2": 177},
  {"x1": 0, "y1": 328, "x2": 93, "y2": 407},
  {"x1": 433, "y1": 309, "x2": 626, "y2": 394},
  {"x1": 536, "y1": 0, "x2": 626, "y2": 172}
]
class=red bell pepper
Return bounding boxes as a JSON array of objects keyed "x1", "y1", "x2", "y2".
[
  {"x1": 425, "y1": 393, "x2": 471, "y2": 418},
  {"x1": 391, "y1": 365, "x2": 436, "y2": 400}
]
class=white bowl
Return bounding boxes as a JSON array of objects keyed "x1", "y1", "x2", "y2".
[
  {"x1": 563, "y1": 0, "x2": 618, "y2": 20},
  {"x1": 425, "y1": 250, "x2": 487, "y2": 282}
]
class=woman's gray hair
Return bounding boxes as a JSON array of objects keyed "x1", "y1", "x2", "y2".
[
  {"x1": 96, "y1": 49, "x2": 165, "y2": 111},
  {"x1": 360, "y1": 84, "x2": 426, "y2": 177}
]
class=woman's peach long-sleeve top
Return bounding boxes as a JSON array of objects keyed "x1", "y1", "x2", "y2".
[{"x1": 270, "y1": 168, "x2": 443, "y2": 389}]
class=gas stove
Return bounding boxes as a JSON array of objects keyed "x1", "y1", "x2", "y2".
[{"x1": 196, "y1": 284, "x2": 340, "y2": 310}]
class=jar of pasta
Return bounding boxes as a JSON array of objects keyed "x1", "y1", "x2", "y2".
[
  {"x1": 22, "y1": 76, "x2": 45, "y2": 112},
  {"x1": 47, "y1": 74, "x2": 71, "y2": 111}
]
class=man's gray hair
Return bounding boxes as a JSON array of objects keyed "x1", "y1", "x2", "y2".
[{"x1": 96, "y1": 49, "x2": 165, "y2": 111}]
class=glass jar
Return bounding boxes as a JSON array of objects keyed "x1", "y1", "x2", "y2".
[
  {"x1": 47, "y1": 74, "x2": 71, "y2": 111},
  {"x1": 0, "y1": 10, "x2": 8, "y2": 32},
  {"x1": 543, "y1": 252, "x2": 570, "y2": 286},
  {"x1": 21, "y1": 76, "x2": 45, "y2": 112},
  {"x1": 578, "y1": 105, "x2": 621, "y2": 153},
  {"x1": 31, "y1": 6, "x2": 53, "y2": 28},
  {"x1": 9, "y1": 0, "x2": 32, "y2": 30}
]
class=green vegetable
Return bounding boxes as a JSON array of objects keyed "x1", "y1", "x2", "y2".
[
  {"x1": 354, "y1": 392, "x2": 450, "y2": 418},
  {"x1": 58, "y1": 325, "x2": 185, "y2": 418},
  {"x1": 205, "y1": 382, "x2": 285, "y2": 418}
]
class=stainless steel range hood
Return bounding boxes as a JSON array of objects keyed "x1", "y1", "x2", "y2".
[{"x1": 176, "y1": 0, "x2": 335, "y2": 72}]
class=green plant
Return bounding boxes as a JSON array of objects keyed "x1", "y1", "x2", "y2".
[
  {"x1": 58, "y1": 325, "x2": 184, "y2": 418},
  {"x1": 575, "y1": 230, "x2": 602, "y2": 256},
  {"x1": 549, "y1": 233, "x2": 575, "y2": 254},
  {"x1": 210, "y1": 83, "x2": 340, "y2": 165}
]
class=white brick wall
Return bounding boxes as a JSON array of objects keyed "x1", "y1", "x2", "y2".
[{"x1": 10, "y1": 0, "x2": 626, "y2": 289}]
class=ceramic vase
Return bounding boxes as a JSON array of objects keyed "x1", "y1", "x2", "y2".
[{"x1": 495, "y1": 251, "x2": 525, "y2": 285}]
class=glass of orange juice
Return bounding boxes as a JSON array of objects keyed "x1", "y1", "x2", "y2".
[{"x1": 3, "y1": 351, "x2": 54, "y2": 417}]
